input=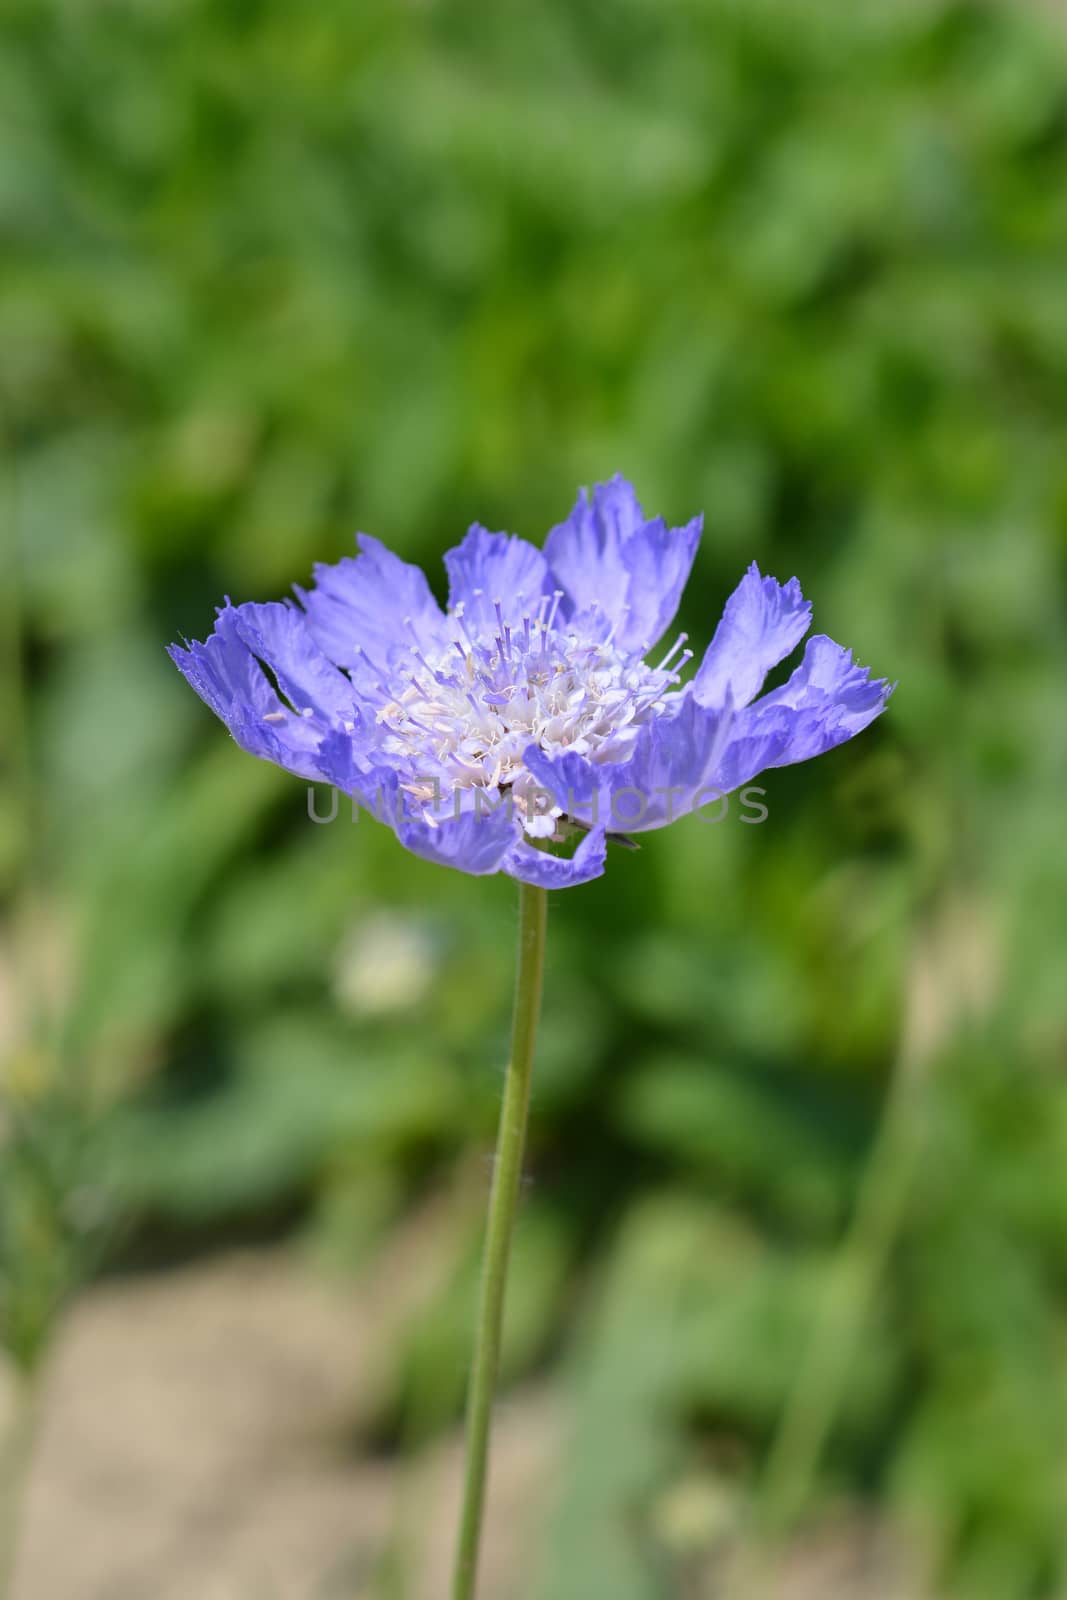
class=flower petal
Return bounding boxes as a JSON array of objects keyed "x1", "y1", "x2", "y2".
[
  {"x1": 396, "y1": 797, "x2": 519, "y2": 877},
  {"x1": 619, "y1": 507, "x2": 703, "y2": 654},
  {"x1": 296, "y1": 534, "x2": 449, "y2": 678},
  {"x1": 692, "y1": 563, "x2": 812, "y2": 710},
  {"x1": 504, "y1": 825, "x2": 607, "y2": 889},
  {"x1": 230, "y1": 601, "x2": 358, "y2": 723},
  {"x1": 705, "y1": 709, "x2": 797, "y2": 794},
  {"x1": 522, "y1": 693, "x2": 734, "y2": 834},
  {"x1": 315, "y1": 741, "x2": 520, "y2": 874},
  {"x1": 313, "y1": 729, "x2": 400, "y2": 812},
  {"x1": 545, "y1": 475, "x2": 702, "y2": 654},
  {"x1": 444, "y1": 524, "x2": 553, "y2": 635},
  {"x1": 740, "y1": 634, "x2": 893, "y2": 766},
  {"x1": 169, "y1": 608, "x2": 340, "y2": 783}
]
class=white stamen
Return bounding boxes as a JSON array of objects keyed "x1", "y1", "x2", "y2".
[
  {"x1": 655, "y1": 632, "x2": 689, "y2": 672},
  {"x1": 369, "y1": 595, "x2": 691, "y2": 822}
]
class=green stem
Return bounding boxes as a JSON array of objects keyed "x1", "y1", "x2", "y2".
[{"x1": 451, "y1": 881, "x2": 548, "y2": 1600}]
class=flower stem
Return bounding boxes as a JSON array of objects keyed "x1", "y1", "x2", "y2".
[{"x1": 451, "y1": 881, "x2": 548, "y2": 1600}]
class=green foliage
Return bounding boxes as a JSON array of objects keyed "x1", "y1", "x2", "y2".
[{"x1": 3, "y1": 0, "x2": 1067, "y2": 1593}]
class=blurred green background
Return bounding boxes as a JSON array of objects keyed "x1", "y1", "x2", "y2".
[{"x1": 3, "y1": 0, "x2": 1067, "y2": 1595}]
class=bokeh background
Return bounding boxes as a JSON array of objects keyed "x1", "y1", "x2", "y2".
[{"x1": 3, "y1": 1, "x2": 1067, "y2": 1596}]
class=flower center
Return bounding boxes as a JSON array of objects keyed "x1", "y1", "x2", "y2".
[{"x1": 373, "y1": 593, "x2": 692, "y2": 834}]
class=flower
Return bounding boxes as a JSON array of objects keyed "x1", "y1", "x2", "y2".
[{"x1": 169, "y1": 475, "x2": 892, "y2": 888}]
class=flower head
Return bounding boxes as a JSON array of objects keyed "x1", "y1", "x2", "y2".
[{"x1": 169, "y1": 476, "x2": 892, "y2": 888}]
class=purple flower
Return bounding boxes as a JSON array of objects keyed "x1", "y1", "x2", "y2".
[{"x1": 169, "y1": 476, "x2": 892, "y2": 888}]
